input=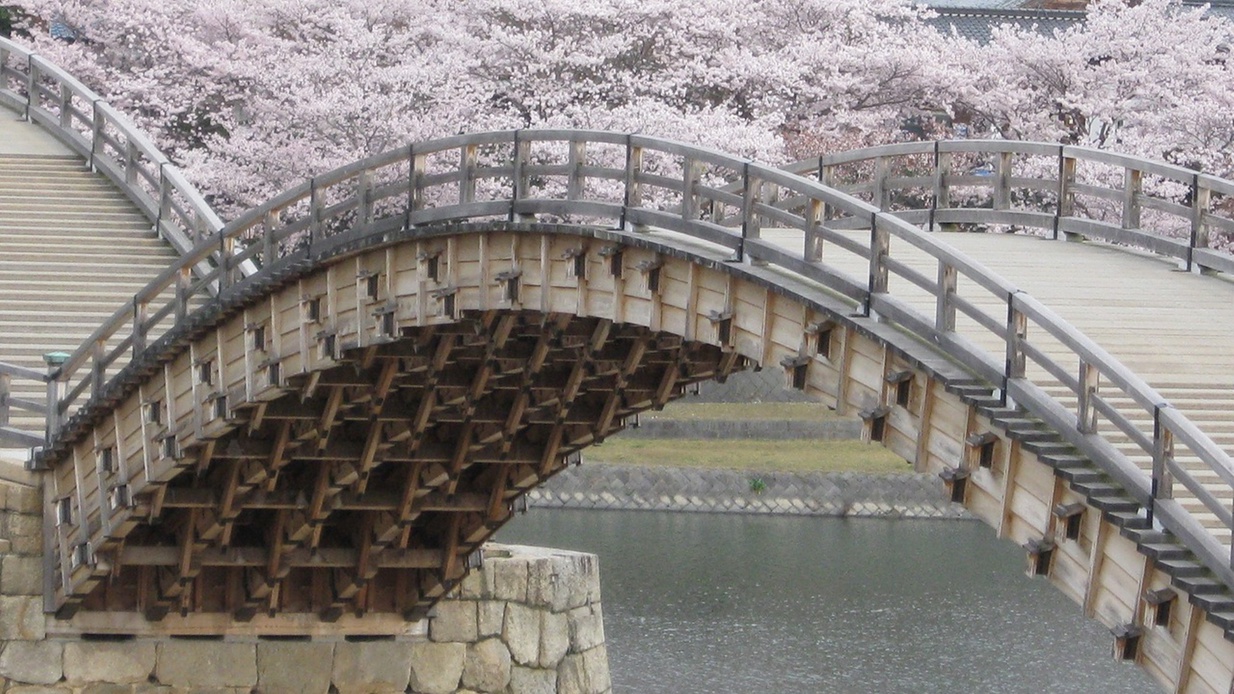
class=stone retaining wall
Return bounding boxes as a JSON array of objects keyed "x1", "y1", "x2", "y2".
[
  {"x1": 0, "y1": 472, "x2": 610, "y2": 694},
  {"x1": 530, "y1": 463, "x2": 972, "y2": 519},
  {"x1": 621, "y1": 417, "x2": 861, "y2": 440}
]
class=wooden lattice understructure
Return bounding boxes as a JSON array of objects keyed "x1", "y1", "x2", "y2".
[
  {"x1": 41, "y1": 229, "x2": 766, "y2": 634},
  {"x1": 63, "y1": 315, "x2": 732, "y2": 624}
]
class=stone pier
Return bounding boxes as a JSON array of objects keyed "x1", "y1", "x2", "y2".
[{"x1": 0, "y1": 474, "x2": 610, "y2": 693}]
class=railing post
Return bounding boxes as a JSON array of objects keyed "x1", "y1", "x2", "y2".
[
  {"x1": 873, "y1": 157, "x2": 890, "y2": 209},
  {"x1": 1122, "y1": 168, "x2": 1142, "y2": 230},
  {"x1": 459, "y1": 144, "x2": 477, "y2": 205},
  {"x1": 89, "y1": 99, "x2": 102, "y2": 171},
  {"x1": 309, "y1": 178, "x2": 323, "y2": 249},
  {"x1": 24, "y1": 57, "x2": 35, "y2": 121},
  {"x1": 1004, "y1": 292, "x2": 1027, "y2": 404},
  {"x1": 409, "y1": 145, "x2": 426, "y2": 218},
  {"x1": 822, "y1": 163, "x2": 837, "y2": 224},
  {"x1": 90, "y1": 339, "x2": 105, "y2": 400},
  {"x1": 509, "y1": 133, "x2": 530, "y2": 223},
  {"x1": 804, "y1": 197, "x2": 824, "y2": 262},
  {"x1": 132, "y1": 297, "x2": 147, "y2": 359},
  {"x1": 1076, "y1": 360, "x2": 1099, "y2": 434},
  {"x1": 263, "y1": 210, "x2": 277, "y2": 266},
  {"x1": 682, "y1": 157, "x2": 700, "y2": 223},
  {"x1": 356, "y1": 170, "x2": 372, "y2": 226},
  {"x1": 742, "y1": 166, "x2": 762, "y2": 241},
  {"x1": 932, "y1": 143, "x2": 951, "y2": 231},
  {"x1": 1055, "y1": 149, "x2": 1076, "y2": 240},
  {"x1": 219, "y1": 234, "x2": 233, "y2": 291},
  {"x1": 174, "y1": 266, "x2": 192, "y2": 323},
  {"x1": 867, "y1": 213, "x2": 889, "y2": 317},
  {"x1": 124, "y1": 139, "x2": 138, "y2": 186},
  {"x1": 994, "y1": 151, "x2": 1012, "y2": 211},
  {"x1": 623, "y1": 138, "x2": 644, "y2": 232},
  {"x1": 0, "y1": 372, "x2": 9, "y2": 428},
  {"x1": 58, "y1": 82, "x2": 71, "y2": 130},
  {"x1": 155, "y1": 163, "x2": 168, "y2": 239},
  {"x1": 1151, "y1": 406, "x2": 1174, "y2": 526},
  {"x1": 567, "y1": 139, "x2": 586, "y2": 201},
  {"x1": 936, "y1": 261, "x2": 957, "y2": 333},
  {"x1": 1189, "y1": 174, "x2": 1211, "y2": 272},
  {"x1": 43, "y1": 352, "x2": 69, "y2": 441}
]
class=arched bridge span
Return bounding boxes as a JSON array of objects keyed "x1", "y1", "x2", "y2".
[{"x1": 2, "y1": 38, "x2": 1234, "y2": 691}]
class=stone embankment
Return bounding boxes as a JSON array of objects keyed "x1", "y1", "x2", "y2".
[
  {"x1": 0, "y1": 459, "x2": 610, "y2": 694},
  {"x1": 531, "y1": 463, "x2": 970, "y2": 519}
]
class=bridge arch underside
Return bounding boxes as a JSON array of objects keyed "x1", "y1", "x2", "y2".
[{"x1": 40, "y1": 223, "x2": 1234, "y2": 690}]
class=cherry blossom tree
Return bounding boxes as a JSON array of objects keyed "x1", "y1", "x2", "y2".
[{"x1": 9, "y1": 0, "x2": 1234, "y2": 216}]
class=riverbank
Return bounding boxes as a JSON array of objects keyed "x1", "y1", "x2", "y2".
[{"x1": 529, "y1": 463, "x2": 971, "y2": 520}]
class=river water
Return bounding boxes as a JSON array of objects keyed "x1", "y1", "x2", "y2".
[{"x1": 497, "y1": 509, "x2": 1159, "y2": 693}]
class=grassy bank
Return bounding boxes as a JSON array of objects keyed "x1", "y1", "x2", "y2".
[{"x1": 586, "y1": 437, "x2": 908, "y2": 474}]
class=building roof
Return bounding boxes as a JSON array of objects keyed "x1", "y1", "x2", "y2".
[
  {"x1": 928, "y1": 7, "x2": 1084, "y2": 43},
  {"x1": 925, "y1": 1, "x2": 1234, "y2": 43}
]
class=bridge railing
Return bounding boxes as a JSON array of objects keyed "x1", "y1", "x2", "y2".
[
  {"x1": 25, "y1": 129, "x2": 1234, "y2": 592},
  {"x1": 783, "y1": 140, "x2": 1234, "y2": 274},
  {"x1": 0, "y1": 361, "x2": 48, "y2": 449},
  {"x1": 0, "y1": 37, "x2": 224, "y2": 262}
]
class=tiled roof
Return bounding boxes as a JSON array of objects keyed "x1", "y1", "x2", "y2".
[{"x1": 929, "y1": 7, "x2": 1084, "y2": 43}]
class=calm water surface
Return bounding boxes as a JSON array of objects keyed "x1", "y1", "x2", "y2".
[{"x1": 497, "y1": 509, "x2": 1158, "y2": 694}]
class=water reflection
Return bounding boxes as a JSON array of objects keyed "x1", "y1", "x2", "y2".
[{"x1": 497, "y1": 509, "x2": 1158, "y2": 694}]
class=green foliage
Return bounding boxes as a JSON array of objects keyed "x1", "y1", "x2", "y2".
[
  {"x1": 748, "y1": 477, "x2": 768, "y2": 495},
  {"x1": 0, "y1": 5, "x2": 28, "y2": 38}
]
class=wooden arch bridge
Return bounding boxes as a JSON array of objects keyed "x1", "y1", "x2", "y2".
[{"x1": 2, "y1": 38, "x2": 1234, "y2": 692}]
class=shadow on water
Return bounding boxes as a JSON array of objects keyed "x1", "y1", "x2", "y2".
[{"x1": 497, "y1": 509, "x2": 1159, "y2": 694}]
